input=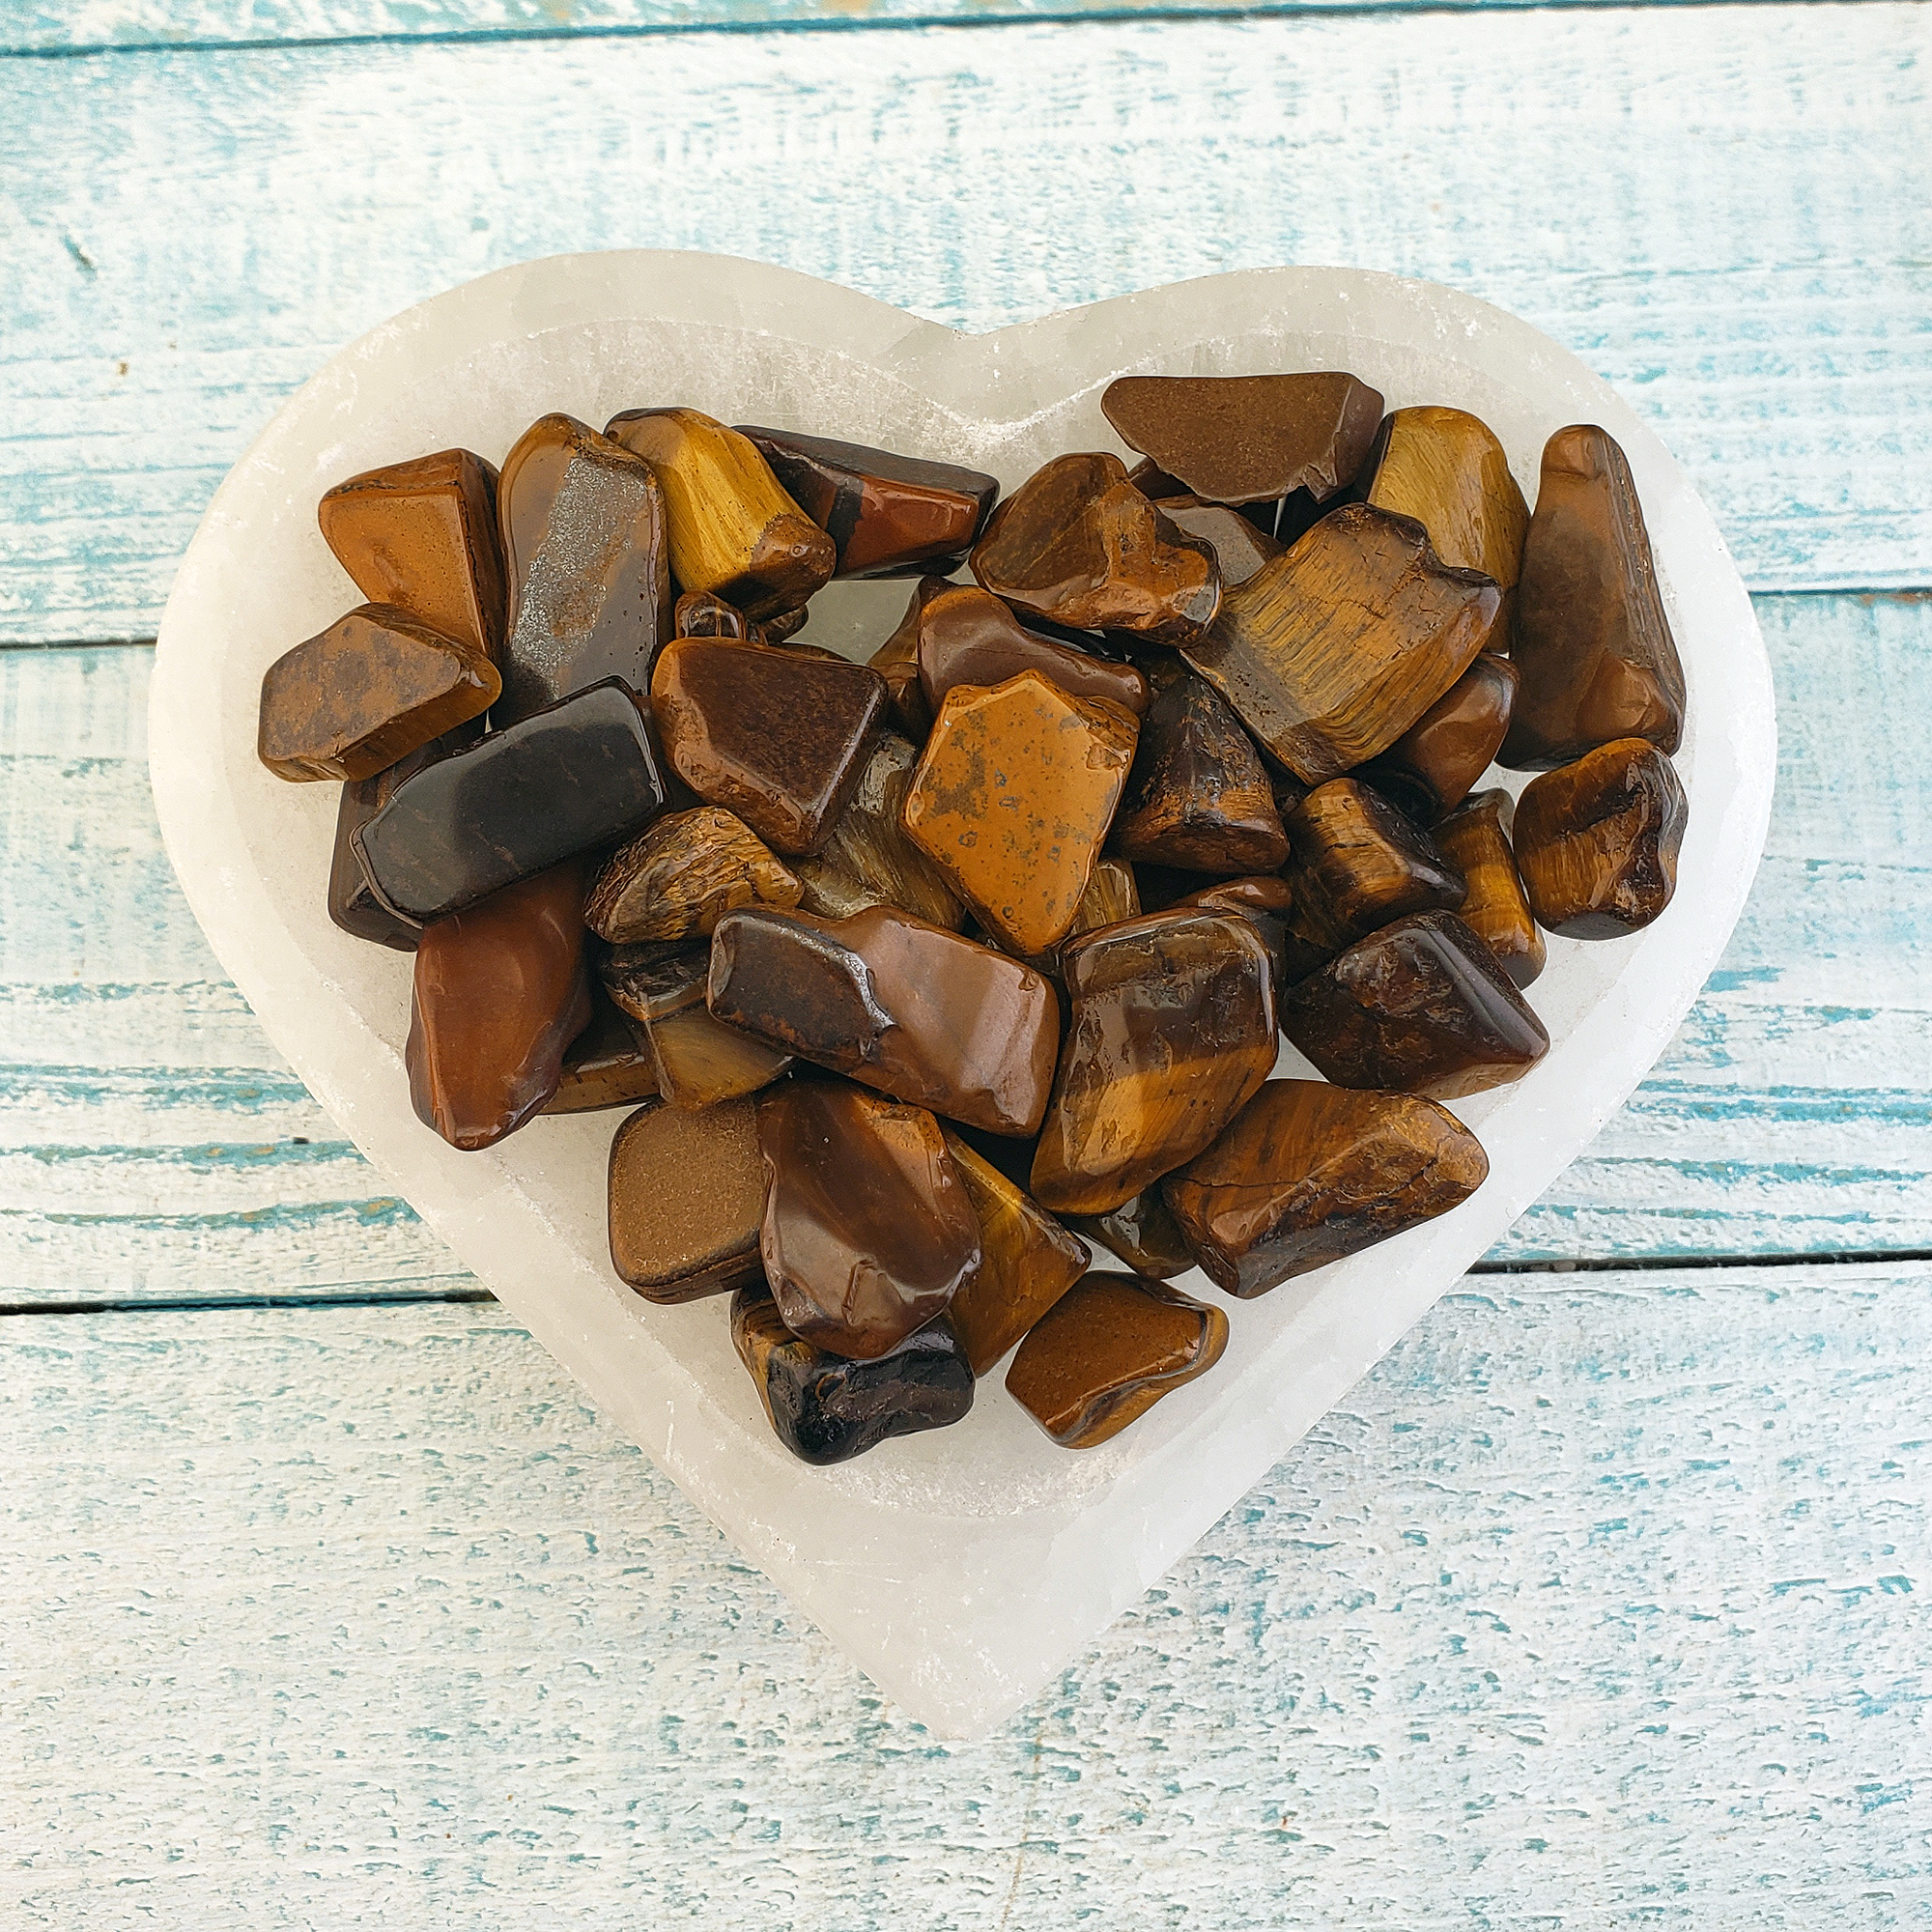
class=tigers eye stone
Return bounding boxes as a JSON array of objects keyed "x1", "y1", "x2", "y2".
[
  {"x1": 757, "y1": 1082, "x2": 982, "y2": 1361},
  {"x1": 600, "y1": 939, "x2": 794, "y2": 1109},
  {"x1": 1503, "y1": 425, "x2": 1686, "y2": 769},
  {"x1": 258, "y1": 604, "x2": 499, "y2": 782},
  {"x1": 970, "y1": 452, "x2": 1221, "y2": 646},
  {"x1": 1182, "y1": 503, "x2": 1502, "y2": 784},
  {"x1": 1280, "y1": 910, "x2": 1549, "y2": 1099},
  {"x1": 1068, "y1": 1188, "x2": 1200, "y2": 1282},
  {"x1": 1433, "y1": 788, "x2": 1546, "y2": 987},
  {"x1": 1151, "y1": 497, "x2": 1283, "y2": 588},
  {"x1": 1006, "y1": 1270, "x2": 1228, "y2": 1449},
  {"x1": 980, "y1": 856, "x2": 1146, "y2": 982},
  {"x1": 1162, "y1": 1079, "x2": 1489, "y2": 1298},
  {"x1": 494, "y1": 413, "x2": 672, "y2": 726},
  {"x1": 1101, "y1": 373, "x2": 1385, "y2": 507},
  {"x1": 406, "y1": 862, "x2": 592, "y2": 1151},
  {"x1": 544, "y1": 989, "x2": 660, "y2": 1115},
  {"x1": 868, "y1": 576, "x2": 949, "y2": 741},
  {"x1": 609, "y1": 1094, "x2": 765, "y2": 1301},
  {"x1": 605, "y1": 407, "x2": 835, "y2": 620},
  {"x1": 671, "y1": 587, "x2": 809, "y2": 648},
  {"x1": 707, "y1": 904, "x2": 1059, "y2": 1137},
  {"x1": 1030, "y1": 910, "x2": 1278, "y2": 1216},
  {"x1": 1163, "y1": 874, "x2": 1293, "y2": 994},
  {"x1": 940, "y1": 1130, "x2": 1090, "y2": 1374},
  {"x1": 352, "y1": 680, "x2": 668, "y2": 924},
  {"x1": 585, "y1": 806, "x2": 802, "y2": 945},
  {"x1": 736, "y1": 426, "x2": 1000, "y2": 580},
  {"x1": 731, "y1": 1286, "x2": 974, "y2": 1466},
  {"x1": 650, "y1": 637, "x2": 887, "y2": 857},
  {"x1": 903, "y1": 669, "x2": 1140, "y2": 956},
  {"x1": 803, "y1": 732, "x2": 967, "y2": 930},
  {"x1": 916, "y1": 583, "x2": 1150, "y2": 719},
  {"x1": 318, "y1": 447, "x2": 507, "y2": 661},
  {"x1": 1108, "y1": 672, "x2": 1288, "y2": 874},
  {"x1": 1513, "y1": 737, "x2": 1688, "y2": 938},
  {"x1": 1357, "y1": 651, "x2": 1519, "y2": 823}
]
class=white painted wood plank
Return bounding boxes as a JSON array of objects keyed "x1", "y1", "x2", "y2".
[
  {"x1": 2, "y1": 5, "x2": 1926, "y2": 648},
  {"x1": 2, "y1": 1266, "x2": 1927, "y2": 1923}
]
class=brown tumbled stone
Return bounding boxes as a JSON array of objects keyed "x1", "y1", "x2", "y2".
[
  {"x1": 868, "y1": 576, "x2": 948, "y2": 741},
  {"x1": 407, "y1": 862, "x2": 592, "y2": 1151},
  {"x1": 1357, "y1": 651, "x2": 1519, "y2": 823},
  {"x1": 1031, "y1": 910, "x2": 1278, "y2": 1215},
  {"x1": 1433, "y1": 788, "x2": 1546, "y2": 987},
  {"x1": 916, "y1": 583, "x2": 1150, "y2": 719},
  {"x1": 1069, "y1": 1188, "x2": 1200, "y2": 1282},
  {"x1": 1281, "y1": 910, "x2": 1549, "y2": 1099},
  {"x1": 1006, "y1": 1270, "x2": 1228, "y2": 1449},
  {"x1": 1513, "y1": 737, "x2": 1688, "y2": 938},
  {"x1": 544, "y1": 989, "x2": 661, "y2": 1114},
  {"x1": 585, "y1": 806, "x2": 802, "y2": 945},
  {"x1": 650, "y1": 636, "x2": 887, "y2": 856},
  {"x1": 1183, "y1": 503, "x2": 1501, "y2": 783},
  {"x1": 1164, "y1": 873, "x2": 1293, "y2": 994},
  {"x1": 258, "y1": 604, "x2": 499, "y2": 782},
  {"x1": 800, "y1": 732, "x2": 967, "y2": 931},
  {"x1": 601, "y1": 940, "x2": 793, "y2": 1108},
  {"x1": 1151, "y1": 497, "x2": 1282, "y2": 588},
  {"x1": 970, "y1": 452, "x2": 1221, "y2": 646},
  {"x1": 1504, "y1": 425, "x2": 1686, "y2": 769},
  {"x1": 903, "y1": 669, "x2": 1140, "y2": 956},
  {"x1": 757, "y1": 1082, "x2": 982, "y2": 1361},
  {"x1": 609, "y1": 1094, "x2": 764, "y2": 1301},
  {"x1": 319, "y1": 447, "x2": 506, "y2": 662},
  {"x1": 1163, "y1": 1078, "x2": 1489, "y2": 1297}
]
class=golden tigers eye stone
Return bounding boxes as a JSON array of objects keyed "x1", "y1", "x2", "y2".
[
  {"x1": 585, "y1": 806, "x2": 803, "y2": 945},
  {"x1": 1432, "y1": 788, "x2": 1546, "y2": 988},
  {"x1": 609, "y1": 1094, "x2": 765, "y2": 1301},
  {"x1": 1356, "y1": 651, "x2": 1519, "y2": 823},
  {"x1": 1068, "y1": 1188, "x2": 1200, "y2": 1282}
]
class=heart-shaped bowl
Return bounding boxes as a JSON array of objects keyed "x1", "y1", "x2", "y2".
[{"x1": 151, "y1": 252, "x2": 1775, "y2": 1738}]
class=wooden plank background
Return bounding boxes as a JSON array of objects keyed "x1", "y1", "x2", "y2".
[{"x1": 2, "y1": 0, "x2": 1929, "y2": 1920}]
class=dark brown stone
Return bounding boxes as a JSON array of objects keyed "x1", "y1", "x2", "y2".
[
  {"x1": 915, "y1": 583, "x2": 1150, "y2": 719},
  {"x1": 1162, "y1": 874, "x2": 1293, "y2": 995},
  {"x1": 1432, "y1": 788, "x2": 1546, "y2": 987},
  {"x1": 1152, "y1": 497, "x2": 1283, "y2": 588},
  {"x1": 1068, "y1": 1189, "x2": 1200, "y2": 1282},
  {"x1": 609, "y1": 1094, "x2": 765, "y2": 1301},
  {"x1": 600, "y1": 940, "x2": 794, "y2": 1109},
  {"x1": 867, "y1": 576, "x2": 949, "y2": 741},
  {"x1": 585, "y1": 806, "x2": 802, "y2": 945},
  {"x1": 1357, "y1": 652, "x2": 1519, "y2": 823},
  {"x1": 544, "y1": 988, "x2": 660, "y2": 1115}
]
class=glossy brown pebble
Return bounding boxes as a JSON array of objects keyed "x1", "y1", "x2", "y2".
[
  {"x1": 606, "y1": 407, "x2": 835, "y2": 619},
  {"x1": 1433, "y1": 788, "x2": 1546, "y2": 987},
  {"x1": 1031, "y1": 910, "x2": 1278, "y2": 1216},
  {"x1": 1184, "y1": 503, "x2": 1501, "y2": 784},
  {"x1": 798, "y1": 732, "x2": 966, "y2": 931},
  {"x1": 1005, "y1": 1270, "x2": 1228, "y2": 1449},
  {"x1": 1163, "y1": 1079, "x2": 1489, "y2": 1297},
  {"x1": 970, "y1": 452, "x2": 1221, "y2": 647},
  {"x1": 1069, "y1": 1188, "x2": 1200, "y2": 1282},
  {"x1": 1153, "y1": 497, "x2": 1282, "y2": 588},
  {"x1": 319, "y1": 447, "x2": 506, "y2": 661},
  {"x1": 586, "y1": 806, "x2": 802, "y2": 945},
  {"x1": 737, "y1": 426, "x2": 1000, "y2": 580},
  {"x1": 494, "y1": 413, "x2": 671, "y2": 726},
  {"x1": 1101, "y1": 373, "x2": 1384, "y2": 507},
  {"x1": 651, "y1": 637, "x2": 887, "y2": 857},
  {"x1": 1012, "y1": 855, "x2": 1142, "y2": 977},
  {"x1": 258, "y1": 604, "x2": 498, "y2": 782},
  {"x1": 730, "y1": 1286, "x2": 974, "y2": 1466},
  {"x1": 1513, "y1": 737, "x2": 1688, "y2": 938},
  {"x1": 868, "y1": 576, "x2": 948, "y2": 741},
  {"x1": 609, "y1": 1094, "x2": 764, "y2": 1300},
  {"x1": 601, "y1": 939, "x2": 794, "y2": 1109},
  {"x1": 903, "y1": 669, "x2": 1140, "y2": 957},
  {"x1": 1109, "y1": 672, "x2": 1288, "y2": 874},
  {"x1": 707, "y1": 904, "x2": 1060, "y2": 1136},
  {"x1": 1504, "y1": 425, "x2": 1686, "y2": 769},
  {"x1": 915, "y1": 583, "x2": 1150, "y2": 719},
  {"x1": 406, "y1": 862, "x2": 592, "y2": 1151},
  {"x1": 941, "y1": 1130, "x2": 1090, "y2": 1374},
  {"x1": 1281, "y1": 909, "x2": 1550, "y2": 1099},
  {"x1": 672, "y1": 588, "x2": 773, "y2": 645},
  {"x1": 757, "y1": 1082, "x2": 982, "y2": 1361},
  {"x1": 1164, "y1": 874, "x2": 1293, "y2": 993},
  {"x1": 543, "y1": 990, "x2": 660, "y2": 1114},
  {"x1": 1357, "y1": 652, "x2": 1519, "y2": 823}
]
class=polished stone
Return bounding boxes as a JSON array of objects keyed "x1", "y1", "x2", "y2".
[
  {"x1": 258, "y1": 604, "x2": 499, "y2": 782},
  {"x1": 544, "y1": 989, "x2": 661, "y2": 1114},
  {"x1": 1280, "y1": 909, "x2": 1550, "y2": 1099},
  {"x1": 1068, "y1": 1188, "x2": 1200, "y2": 1282},
  {"x1": 1031, "y1": 909, "x2": 1278, "y2": 1215},
  {"x1": 671, "y1": 588, "x2": 810, "y2": 647},
  {"x1": 799, "y1": 732, "x2": 967, "y2": 931},
  {"x1": 1152, "y1": 497, "x2": 1283, "y2": 588},
  {"x1": 352, "y1": 679, "x2": 668, "y2": 923},
  {"x1": 1183, "y1": 503, "x2": 1501, "y2": 783},
  {"x1": 1005, "y1": 1270, "x2": 1228, "y2": 1449},
  {"x1": 707, "y1": 903, "x2": 1060, "y2": 1136},
  {"x1": 730, "y1": 1286, "x2": 974, "y2": 1466},
  {"x1": 903, "y1": 669, "x2": 1139, "y2": 955},
  {"x1": 585, "y1": 805, "x2": 802, "y2": 945},
  {"x1": 915, "y1": 583, "x2": 1150, "y2": 719},
  {"x1": 1163, "y1": 1078, "x2": 1490, "y2": 1297},
  {"x1": 406, "y1": 861, "x2": 592, "y2": 1151},
  {"x1": 969, "y1": 452, "x2": 1221, "y2": 646},
  {"x1": 1432, "y1": 788, "x2": 1547, "y2": 987},
  {"x1": 1162, "y1": 873, "x2": 1293, "y2": 994},
  {"x1": 1357, "y1": 651, "x2": 1519, "y2": 822},
  {"x1": 650, "y1": 636, "x2": 887, "y2": 856},
  {"x1": 601, "y1": 939, "x2": 795, "y2": 1108},
  {"x1": 606, "y1": 407, "x2": 835, "y2": 619},
  {"x1": 609, "y1": 1094, "x2": 765, "y2": 1301},
  {"x1": 756, "y1": 1081, "x2": 982, "y2": 1360},
  {"x1": 494, "y1": 412, "x2": 672, "y2": 726},
  {"x1": 318, "y1": 446, "x2": 506, "y2": 662},
  {"x1": 1513, "y1": 737, "x2": 1689, "y2": 938},
  {"x1": 1504, "y1": 424, "x2": 1687, "y2": 769},
  {"x1": 867, "y1": 576, "x2": 948, "y2": 741}
]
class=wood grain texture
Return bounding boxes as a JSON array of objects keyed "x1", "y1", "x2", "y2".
[
  {"x1": 3, "y1": 4, "x2": 1927, "y2": 647},
  {"x1": 3, "y1": 1269, "x2": 1927, "y2": 1923}
]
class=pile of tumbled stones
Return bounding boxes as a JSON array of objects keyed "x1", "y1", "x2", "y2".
[{"x1": 256, "y1": 375, "x2": 1688, "y2": 1463}]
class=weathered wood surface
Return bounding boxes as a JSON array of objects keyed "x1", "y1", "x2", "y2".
[
  {"x1": 4, "y1": 1267, "x2": 1927, "y2": 1923},
  {"x1": 4, "y1": 4, "x2": 1927, "y2": 648}
]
